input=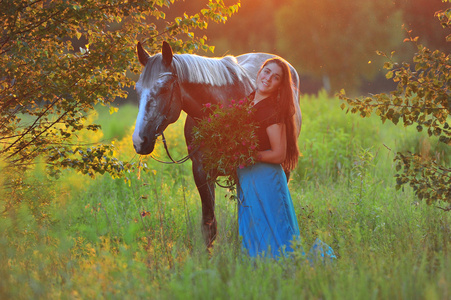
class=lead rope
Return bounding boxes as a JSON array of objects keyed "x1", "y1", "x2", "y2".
[
  {"x1": 151, "y1": 132, "x2": 236, "y2": 193},
  {"x1": 150, "y1": 132, "x2": 198, "y2": 164}
]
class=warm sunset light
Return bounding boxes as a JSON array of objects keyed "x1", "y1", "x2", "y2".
[{"x1": 1, "y1": 0, "x2": 450, "y2": 298}]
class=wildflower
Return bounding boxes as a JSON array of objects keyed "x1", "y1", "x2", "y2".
[
  {"x1": 204, "y1": 103, "x2": 212, "y2": 108},
  {"x1": 141, "y1": 211, "x2": 150, "y2": 217}
]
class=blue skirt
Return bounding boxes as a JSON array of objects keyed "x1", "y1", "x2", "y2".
[{"x1": 237, "y1": 163, "x2": 301, "y2": 258}]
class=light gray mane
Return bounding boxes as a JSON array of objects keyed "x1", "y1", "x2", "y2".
[
  {"x1": 173, "y1": 54, "x2": 252, "y2": 86},
  {"x1": 136, "y1": 53, "x2": 254, "y2": 92}
]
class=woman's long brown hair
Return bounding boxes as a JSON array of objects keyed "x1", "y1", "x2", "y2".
[{"x1": 258, "y1": 58, "x2": 300, "y2": 171}]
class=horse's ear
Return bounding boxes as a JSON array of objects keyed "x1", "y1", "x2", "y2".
[
  {"x1": 137, "y1": 42, "x2": 150, "y2": 66},
  {"x1": 162, "y1": 41, "x2": 173, "y2": 66}
]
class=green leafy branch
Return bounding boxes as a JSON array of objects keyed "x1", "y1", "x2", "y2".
[
  {"x1": 338, "y1": 11, "x2": 450, "y2": 206},
  {"x1": 1, "y1": 0, "x2": 241, "y2": 181}
]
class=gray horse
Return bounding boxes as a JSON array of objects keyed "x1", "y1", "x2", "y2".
[{"x1": 132, "y1": 41, "x2": 301, "y2": 248}]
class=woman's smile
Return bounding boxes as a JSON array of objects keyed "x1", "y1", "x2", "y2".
[{"x1": 256, "y1": 62, "x2": 283, "y2": 97}]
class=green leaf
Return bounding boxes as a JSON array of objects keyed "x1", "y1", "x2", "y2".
[
  {"x1": 385, "y1": 71, "x2": 394, "y2": 79},
  {"x1": 109, "y1": 106, "x2": 119, "y2": 115}
]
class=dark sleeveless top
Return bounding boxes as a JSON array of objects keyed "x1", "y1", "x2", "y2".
[{"x1": 250, "y1": 93, "x2": 282, "y2": 151}]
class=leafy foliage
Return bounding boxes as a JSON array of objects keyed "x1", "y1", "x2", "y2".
[
  {"x1": 394, "y1": 0, "x2": 450, "y2": 51},
  {"x1": 339, "y1": 4, "x2": 451, "y2": 206},
  {"x1": 192, "y1": 99, "x2": 258, "y2": 187},
  {"x1": 0, "y1": 0, "x2": 240, "y2": 207},
  {"x1": 0, "y1": 0, "x2": 242, "y2": 221}
]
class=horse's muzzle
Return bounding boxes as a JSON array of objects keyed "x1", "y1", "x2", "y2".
[{"x1": 133, "y1": 135, "x2": 156, "y2": 155}]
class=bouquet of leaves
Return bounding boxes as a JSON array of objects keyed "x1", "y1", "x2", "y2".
[{"x1": 191, "y1": 98, "x2": 259, "y2": 188}]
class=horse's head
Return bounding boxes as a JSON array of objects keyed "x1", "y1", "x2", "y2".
[{"x1": 132, "y1": 42, "x2": 182, "y2": 155}]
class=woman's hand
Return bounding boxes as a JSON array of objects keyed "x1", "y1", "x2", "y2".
[{"x1": 257, "y1": 123, "x2": 286, "y2": 164}]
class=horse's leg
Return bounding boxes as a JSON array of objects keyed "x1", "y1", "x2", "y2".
[
  {"x1": 192, "y1": 159, "x2": 217, "y2": 248},
  {"x1": 184, "y1": 117, "x2": 217, "y2": 248}
]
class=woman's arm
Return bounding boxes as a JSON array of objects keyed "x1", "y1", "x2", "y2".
[{"x1": 257, "y1": 123, "x2": 287, "y2": 164}]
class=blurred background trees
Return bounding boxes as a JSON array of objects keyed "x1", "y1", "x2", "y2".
[
  {"x1": 121, "y1": 0, "x2": 449, "y2": 97},
  {"x1": 276, "y1": 0, "x2": 403, "y2": 93},
  {"x1": 203, "y1": 0, "x2": 450, "y2": 95},
  {"x1": 104, "y1": 0, "x2": 450, "y2": 98}
]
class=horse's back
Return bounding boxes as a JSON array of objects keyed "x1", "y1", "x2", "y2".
[{"x1": 236, "y1": 53, "x2": 302, "y2": 134}]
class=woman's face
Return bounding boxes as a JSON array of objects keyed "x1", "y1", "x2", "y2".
[{"x1": 256, "y1": 62, "x2": 283, "y2": 97}]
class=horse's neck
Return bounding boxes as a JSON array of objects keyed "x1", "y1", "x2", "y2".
[
  {"x1": 180, "y1": 83, "x2": 250, "y2": 120},
  {"x1": 181, "y1": 95, "x2": 205, "y2": 120}
]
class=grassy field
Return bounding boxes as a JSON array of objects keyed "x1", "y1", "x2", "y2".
[{"x1": 1, "y1": 92, "x2": 450, "y2": 299}]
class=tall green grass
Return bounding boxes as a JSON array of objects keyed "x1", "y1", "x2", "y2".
[{"x1": 1, "y1": 93, "x2": 449, "y2": 299}]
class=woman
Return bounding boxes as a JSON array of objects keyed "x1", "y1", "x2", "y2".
[
  {"x1": 238, "y1": 57, "x2": 336, "y2": 261},
  {"x1": 237, "y1": 57, "x2": 301, "y2": 258}
]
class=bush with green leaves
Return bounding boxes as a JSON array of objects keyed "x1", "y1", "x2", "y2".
[
  {"x1": 0, "y1": 0, "x2": 240, "y2": 213},
  {"x1": 192, "y1": 99, "x2": 259, "y2": 187},
  {"x1": 339, "y1": 3, "x2": 450, "y2": 206}
]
